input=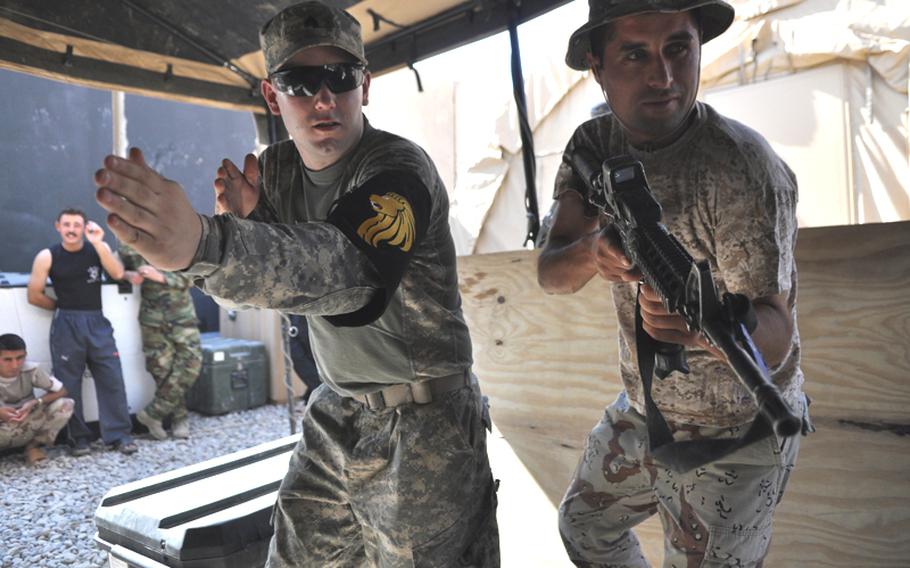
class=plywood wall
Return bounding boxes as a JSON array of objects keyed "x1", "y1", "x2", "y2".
[{"x1": 457, "y1": 220, "x2": 910, "y2": 567}]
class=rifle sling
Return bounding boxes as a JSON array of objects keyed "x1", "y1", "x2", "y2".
[{"x1": 634, "y1": 285, "x2": 772, "y2": 473}]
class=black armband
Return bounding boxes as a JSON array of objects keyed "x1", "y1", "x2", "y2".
[{"x1": 323, "y1": 171, "x2": 431, "y2": 327}]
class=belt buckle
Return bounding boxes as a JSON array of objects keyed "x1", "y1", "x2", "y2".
[
  {"x1": 365, "y1": 391, "x2": 385, "y2": 410},
  {"x1": 411, "y1": 381, "x2": 433, "y2": 404}
]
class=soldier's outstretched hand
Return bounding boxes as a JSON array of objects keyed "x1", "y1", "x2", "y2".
[
  {"x1": 214, "y1": 153, "x2": 260, "y2": 217},
  {"x1": 94, "y1": 147, "x2": 201, "y2": 271}
]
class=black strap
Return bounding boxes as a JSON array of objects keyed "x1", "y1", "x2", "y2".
[
  {"x1": 508, "y1": 14, "x2": 539, "y2": 247},
  {"x1": 634, "y1": 286, "x2": 773, "y2": 472}
]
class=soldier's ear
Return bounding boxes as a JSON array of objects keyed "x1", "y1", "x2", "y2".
[
  {"x1": 261, "y1": 79, "x2": 282, "y2": 115},
  {"x1": 586, "y1": 53, "x2": 605, "y2": 87}
]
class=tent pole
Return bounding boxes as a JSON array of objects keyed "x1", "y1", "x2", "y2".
[{"x1": 112, "y1": 91, "x2": 127, "y2": 158}]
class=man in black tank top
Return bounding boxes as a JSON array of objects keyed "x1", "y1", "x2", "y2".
[{"x1": 27, "y1": 208, "x2": 136, "y2": 456}]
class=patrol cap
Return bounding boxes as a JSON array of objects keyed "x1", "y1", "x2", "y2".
[
  {"x1": 565, "y1": 0, "x2": 735, "y2": 70},
  {"x1": 260, "y1": 1, "x2": 368, "y2": 75}
]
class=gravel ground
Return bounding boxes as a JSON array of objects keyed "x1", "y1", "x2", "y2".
[{"x1": 0, "y1": 403, "x2": 300, "y2": 568}]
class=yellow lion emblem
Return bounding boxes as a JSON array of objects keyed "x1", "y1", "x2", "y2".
[{"x1": 356, "y1": 192, "x2": 416, "y2": 252}]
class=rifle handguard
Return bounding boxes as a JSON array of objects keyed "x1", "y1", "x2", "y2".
[{"x1": 563, "y1": 149, "x2": 802, "y2": 438}]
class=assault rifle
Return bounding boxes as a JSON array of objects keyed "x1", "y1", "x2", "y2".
[{"x1": 565, "y1": 148, "x2": 801, "y2": 438}]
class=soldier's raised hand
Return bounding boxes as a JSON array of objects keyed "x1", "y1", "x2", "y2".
[
  {"x1": 94, "y1": 147, "x2": 201, "y2": 271},
  {"x1": 214, "y1": 153, "x2": 260, "y2": 217},
  {"x1": 84, "y1": 221, "x2": 105, "y2": 244}
]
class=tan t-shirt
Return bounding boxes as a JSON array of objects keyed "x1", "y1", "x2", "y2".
[
  {"x1": 554, "y1": 102, "x2": 803, "y2": 428},
  {"x1": 0, "y1": 362, "x2": 63, "y2": 407}
]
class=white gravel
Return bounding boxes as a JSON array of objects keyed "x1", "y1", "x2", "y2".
[{"x1": 0, "y1": 403, "x2": 299, "y2": 568}]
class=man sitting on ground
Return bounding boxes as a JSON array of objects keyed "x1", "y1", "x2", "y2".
[{"x1": 0, "y1": 334, "x2": 74, "y2": 465}]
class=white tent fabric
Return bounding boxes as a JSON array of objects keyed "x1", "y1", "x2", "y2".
[
  {"x1": 368, "y1": 0, "x2": 909, "y2": 255},
  {"x1": 703, "y1": 0, "x2": 909, "y2": 226}
]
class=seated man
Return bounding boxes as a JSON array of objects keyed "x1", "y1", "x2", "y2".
[{"x1": 0, "y1": 334, "x2": 74, "y2": 465}]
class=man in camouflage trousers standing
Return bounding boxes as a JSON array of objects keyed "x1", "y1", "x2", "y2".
[
  {"x1": 538, "y1": 0, "x2": 811, "y2": 566},
  {"x1": 94, "y1": 2, "x2": 499, "y2": 566},
  {"x1": 538, "y1": 0, "x2": 811, "y2": 568},
  {"x1": 120, "y1": 244, "x2": 202, "y2": 440}
]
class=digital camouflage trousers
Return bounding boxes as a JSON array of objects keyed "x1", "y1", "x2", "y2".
[
  {"x1": 267, "y1": 381, "x2": 500, "y2": 567},
  {"x1": 559, "y1": 391, "x2": 807, "y2": 568},
  {"x1": 0, "y1": 398, "x2": 75, "y2": 449},
  {"x1": 141, "y1": 322, "x2": 202, "y2": 421}
]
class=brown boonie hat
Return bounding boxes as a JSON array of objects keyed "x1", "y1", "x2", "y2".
[
  {"x1": 260, "y1": 1, "x2": 368, "y2": 75},
  {"x1": 565, "y1": 0, "x2": 735, "y2": 70}
]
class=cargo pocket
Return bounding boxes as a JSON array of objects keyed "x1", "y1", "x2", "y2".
[
  {"x1": 413, "y1": 476, "x2": 500, "y2": 567},
  {"x1": 458, "y1": 477, "x2": 500, "y2": 567},
  {"x1": 702, "y1": 518, "x2": 773, "y2": 567},
  {"x1": 438, "y1": 386, "x2": 482, "y2": 455}
]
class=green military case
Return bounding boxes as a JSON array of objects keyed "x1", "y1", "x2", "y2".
[{"x1": 187, "y1": 333, "x2": 270, "y2": 415}]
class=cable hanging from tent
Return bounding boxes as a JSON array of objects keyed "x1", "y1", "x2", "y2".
[
  {"x1": 364, "y1": 1, "x2": 481, "y2": 71},
  {"x1": 366, "y1": 9, "x2": 406, "y2": 32},
  {"x1": 407, "y1": 62, "x2": 424, "y2": 92},
  {"x1": 62, "y1": 45, "x2": 74, "y2": 67},
  {"x1": 507, "y1": 1, "x2": 540, "y2": 247}
]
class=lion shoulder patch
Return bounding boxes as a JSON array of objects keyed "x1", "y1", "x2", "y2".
[
  {"x1": 356, "y1": 192, "x2": 416, "y2": 252},
  {"x1": 324, "y1": 171, "x2": 432, "y2": 327}
]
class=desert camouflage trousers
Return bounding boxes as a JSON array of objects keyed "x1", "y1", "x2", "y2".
[
  {"x1": 141, "y1": 322, "x2": 202, "y2": 421},
  {"x1": 267, "y1": 379, "x2": 500, "y2": 568},
  {"x1": 0, "y1": 398, "x2": 75, "y2": 449},
  {"x1": 559, "y1": 391, "x2": 807, "y2": 568}
]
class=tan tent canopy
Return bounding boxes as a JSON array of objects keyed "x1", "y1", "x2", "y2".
[{"x1": 0, "y1": 0, "x2": 570, "y2": 114}]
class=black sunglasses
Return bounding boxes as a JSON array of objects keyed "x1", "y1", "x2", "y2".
[{"x1": 270, "y1": 63, "x2": 366, "y2": 97}]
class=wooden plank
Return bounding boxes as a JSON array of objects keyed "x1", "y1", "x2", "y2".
[
  {"x1": 457, "y1": 220, "x2": 910, "y2": 567},
  {"x1": 795, "y1": 222, "x2": 910, "y2": 423},
  {"x1": 0, "y1": 36, "x2": 264, "y2": 114}
]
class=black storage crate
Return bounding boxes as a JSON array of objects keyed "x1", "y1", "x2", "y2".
[
  {"x1": 95, "y1": 435, "x2": 297, "y2": 567},
  {"x1": 187, "y1": 334, "x2": 270, "y2": 415}
]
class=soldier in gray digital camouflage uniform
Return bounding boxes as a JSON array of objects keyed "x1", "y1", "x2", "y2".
[
  {"x1": 93, "y1": 2, "x2": 499, "y2": 566},
  {"x1": 119, "y1": 244, "x2": 202, "y2": 440},
  {"x1": 537, "y1": 1, "x2": 812, "y2": 566}
]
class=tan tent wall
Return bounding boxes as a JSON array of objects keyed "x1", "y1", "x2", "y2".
[
  {"x1": 458, "y1": 220, "x2": 910, "y2": 566},
  {"x1": 366, "y1": 0, "x2": 909, "y2": 255}
]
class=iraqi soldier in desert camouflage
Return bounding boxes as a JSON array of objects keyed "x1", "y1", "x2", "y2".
[
  {"x1": 0, "y1": 334, "x2": 74, "y2": 465},
  {"x1": 93, "y1": 1, "x2": 499, "y2": 566},
  {"x1": 120, "y1": 244, "x2": 202, "y2": 440},
  {"x1": 537, "y1": 1, "x2": 812, "y2": 566}
]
